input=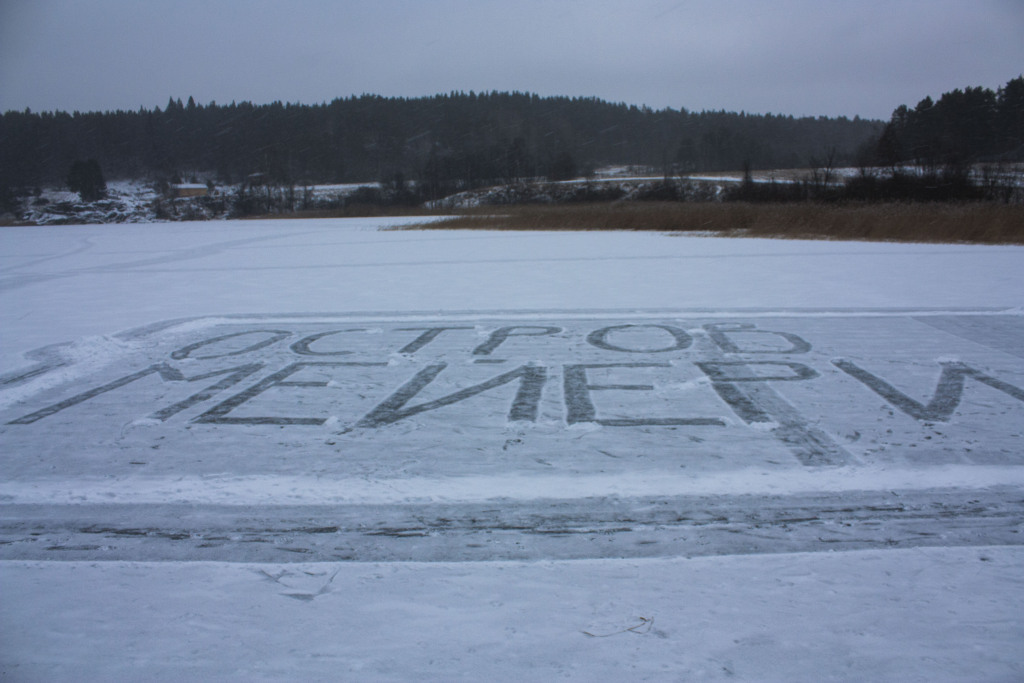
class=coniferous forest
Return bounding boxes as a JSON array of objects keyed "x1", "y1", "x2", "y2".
[
  {"x1": 2, "y1": 91, "x2": 880, "y2": 192},
  {"x1": 877, "y1": 77, "x2": 1024, "y2": 169},
  {"x1": 1, "y1": 78, "x2": 1022, "y2": 212}
]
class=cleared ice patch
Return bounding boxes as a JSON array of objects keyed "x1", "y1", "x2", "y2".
[{"x1": 3, "y1": 465, "x2": 1024, "y2": 505}]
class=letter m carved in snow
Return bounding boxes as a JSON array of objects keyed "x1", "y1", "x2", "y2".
[
  {"x1": 7, "y1": 363, "x2": 263, "y2": 424},
  {"x1": 833, "y1": 359, "x2": 1024, "y2": 422}
]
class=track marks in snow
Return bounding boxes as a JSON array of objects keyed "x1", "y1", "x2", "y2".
[
  {"x1": 257, "y1": 568, "x2": 340, "y2": 601},
  {"x1": 0, "y1": 232, "x2": 318, "y2": 292},
  {"x1": 4, "y1": 487, "x2": 1021, "y2": 563}
]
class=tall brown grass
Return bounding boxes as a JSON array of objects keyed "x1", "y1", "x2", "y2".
[{"x1": 403, "y1": 202, "x2": 1024, "y2": 245}]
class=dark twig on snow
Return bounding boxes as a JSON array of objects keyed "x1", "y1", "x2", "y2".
[{"x1": 581, "y1": 616, "x2": 653, "y2": 637}]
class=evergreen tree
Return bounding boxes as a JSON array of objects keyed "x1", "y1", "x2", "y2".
[{"x1": 66, "y1": 159, "x2": 106, "y2": 201}]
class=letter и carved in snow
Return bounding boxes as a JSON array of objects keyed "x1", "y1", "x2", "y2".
[
  {"x1": 358, "y1": 363, "x2": 547, "y2": 427},
  {"x1": 834, "y1": 359, "x2": 1024, "y2": 422}
]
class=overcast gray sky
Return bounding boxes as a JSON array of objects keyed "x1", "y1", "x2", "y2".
[{"x1": 1, "y1": 0, "x2": 1021, "y2": 120}]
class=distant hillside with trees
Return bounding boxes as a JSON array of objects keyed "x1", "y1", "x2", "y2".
[
  {"x1": 3, "y1": 79, "x2": 1022, "y2": 217},
  {"x1": 2, "y1": 92, "x2": 879, "y2": 197}
]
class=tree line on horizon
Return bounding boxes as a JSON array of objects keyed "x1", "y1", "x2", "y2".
[
  {"x1": 1, "y1": 79, "x2": 1021, "y2": 212},
  {"x1": 2, "y1": 91, "x2": 879, "y2": 194}
]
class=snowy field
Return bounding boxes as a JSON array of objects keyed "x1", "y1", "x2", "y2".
[{"x1": 1, "y1": 217, "x2": 1023, "y2": 680}]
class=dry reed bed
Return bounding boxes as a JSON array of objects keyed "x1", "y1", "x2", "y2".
[{"x1": 407, "y1": 202, "x2": 1024, "y2": 245}]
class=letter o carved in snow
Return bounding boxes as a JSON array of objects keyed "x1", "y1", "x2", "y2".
[{"x1": 586, "y1": 325, "x2": 692, "y2": 353}]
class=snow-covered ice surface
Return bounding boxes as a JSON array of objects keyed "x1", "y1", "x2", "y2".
[{"x1": 2, "y1": 217, "x2": 1023, "y2": 680}]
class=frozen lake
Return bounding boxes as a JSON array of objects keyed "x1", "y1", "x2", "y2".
[{"x1": 2, "y1": 217, "x2": 1023, "y2": 680}]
